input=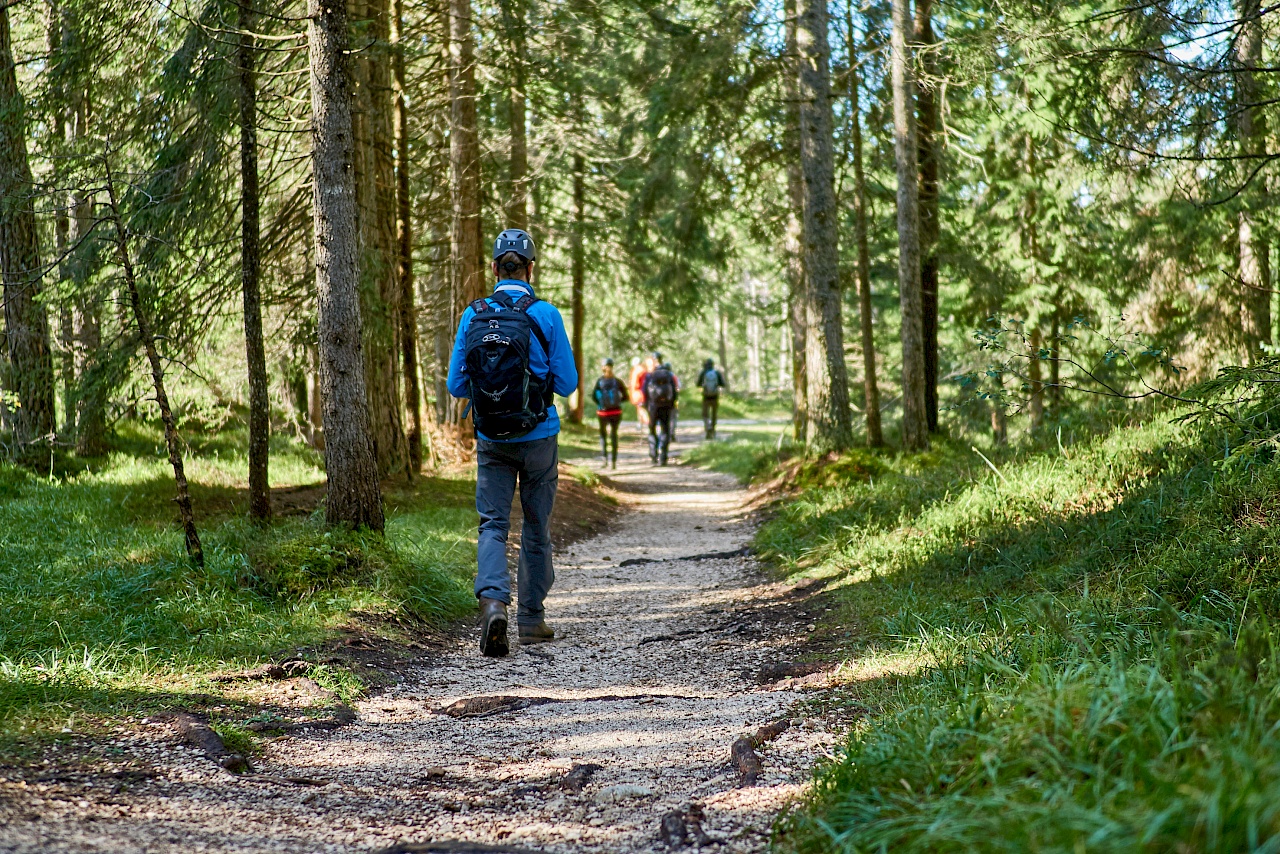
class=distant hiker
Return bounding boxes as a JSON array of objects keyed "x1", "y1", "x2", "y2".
[
  {"x1": 696, "y1": 358, "x2": 727, "y2": 440},
  {"x1": 667, "y1": 361, "x2": 682, "y2": 442},
  {"x1": 447, "y1": 228, "x2": 578, "y2": 657},
  {"x1": 593, "y1": 358, "x2": 629, "y2": 469},
  {"x1": 644, "y1": 360, "x2": 679, "y2": 466},
  {"x1": 628, "y1": 356, "x2": 648, "y2": 430}
]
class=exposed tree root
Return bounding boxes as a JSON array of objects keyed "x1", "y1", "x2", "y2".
[{"x1": 170, "y1": 713, "x2": 249, "y2": 774}]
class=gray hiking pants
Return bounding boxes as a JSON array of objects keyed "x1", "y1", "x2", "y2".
[{"x1": 474, "y1": 435, "x2": 558, "y2": 627}]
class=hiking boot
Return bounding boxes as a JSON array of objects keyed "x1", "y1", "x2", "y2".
[
  {"x1": 478, "y1": 597, "x2": 509, "y2": 657},
  {"x1": 518, "y1": 621, "x2": 556, "y2": 645}
]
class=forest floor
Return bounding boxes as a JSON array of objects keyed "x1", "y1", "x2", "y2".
[{"x1": 0, "y1": 425, "x2": 849, "y2": 853}]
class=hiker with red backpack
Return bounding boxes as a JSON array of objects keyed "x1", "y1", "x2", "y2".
[
  {"x1": 447, "y1": 229, "x2": 578, "y2": 658},
  {"x1": 643, "y1": 361, "x2": 679, "y2": 466},
  {"x1": 592, "y1": 359, "x2": 629, "y2": 469}
]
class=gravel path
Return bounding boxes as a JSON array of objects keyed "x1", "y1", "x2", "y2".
[{"x1": 0, "y1": 430, "x2": 836, "y2": 853}]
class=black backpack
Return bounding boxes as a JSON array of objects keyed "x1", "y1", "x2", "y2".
[
  {"x1": 463, "y1": 291, "x2": 553, "y2": 439},
  {"x1": 647, "y1": 368, "x2": 676, "y2": 408},
  {"x1": 599, "y1": 378, "x2": 625, "y2": 410}
]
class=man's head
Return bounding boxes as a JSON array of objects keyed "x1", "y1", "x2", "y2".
[
  {"x1": 704, "y1": 358, "x2": 714, "y2": 370},
  {"x1": 602, "y1": 358, "x2": 614, "y2": 377},
  {"x1": 652, "y1": 350, "x2": 663, "y2": 363},
  {"x1": 492, "y1": 228, "x2": 536, "y2": 282}
]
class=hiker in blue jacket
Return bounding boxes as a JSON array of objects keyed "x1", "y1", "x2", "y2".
[{"x1": 447, "y1": 228, "x2": 578, "y2": 657}]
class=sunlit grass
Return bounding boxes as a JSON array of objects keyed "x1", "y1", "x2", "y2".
[
  {"x1": 770, "y1": 408, "x2": 1280, "y2": 851},
  {"x1": 0, "y1": 421, "x2": 475, "y2": 748}
]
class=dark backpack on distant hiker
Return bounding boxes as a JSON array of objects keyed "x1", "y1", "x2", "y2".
[
  {"x1": 700, "y1": 369, "x2": 722, "y2": 398},
  {"x1": 463, "y1": 291, "x2": 553, "y2": 439},
  {"x1": 598, "y1": 378, "x2": 625, "y2": 411},
  {"x1": 647, "y1": 368, "x2": 676, "y2": 409}
]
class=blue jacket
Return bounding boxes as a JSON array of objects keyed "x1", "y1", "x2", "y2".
[{"x1": 447, "y1": 280, "x2": 578, "y2": 442}]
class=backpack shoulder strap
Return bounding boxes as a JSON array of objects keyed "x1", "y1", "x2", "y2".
[
  {"x1": 470, "y1": 298, "x2": 491, "y2": 314},
  {"x1": 514, "y1": 295, "x2": 551, "y2": 355}
]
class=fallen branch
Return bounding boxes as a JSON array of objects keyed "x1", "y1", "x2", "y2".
[
  {"x1": 619, "y1": 547, "x2": 750, "y2": 568},
  {"x1": 243, "y1": 773, "x2": 330, "y2": 787},
  {"x1": 436, "y1": 693, "x2": 694, "y2": 719},
  {"x1": 171, "y1": 713, "x2": 249, "y2": 774},
  {"x1": 211, "y1": 660, "x2": 311, "y2": 682},
  {"x1": 246, "y1": 704, "x2": 356, "y2": 732}
]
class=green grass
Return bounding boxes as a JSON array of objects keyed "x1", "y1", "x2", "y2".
[
  {"x1": 768, "y1": 405, "x2": 1280, "y2": 852},
  {"x1": 0, "y1": 422, "x2": 476, "y2": 750}
]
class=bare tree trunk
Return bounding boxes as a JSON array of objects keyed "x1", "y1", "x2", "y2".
[
  {"x1": 46, "y1": 1, "x2": 74, "y2": 437},
  {"x1": 717, "y1": 301, "x2": 729, "y2": 380},
  {"x1": 784, "y1": 0, "x2": 807, "y2": 439},
  {"x1": 847, "y1": 6, "x2": 881, "y2": 448},
  {"x1": 891, "y1": 0, "x2": 928, "y2": 451},
  {"x1": 0, "y1": 6, "x2": 56, "y2": 449},
  {"x1": 392, "y1": 0, "x2": 421, "y2": 476},
  {"x1": 991, "y1": 396, "x2": 1007, "y2": 445},
  {"x1": 914, "y1": 0, "x2": 940, "y2": 432},
  {"x1": 240, "y1": 0, "x2": 271, "y2": 521},
  {"x1": 797, "y1": 0, "x2": 852, "y2": 453},
  {"x1": 1237, "y1": 0, "x2": 1269, "y2": 363},
  {"x1": 502, "y1": 0, "x2": 528, "y2": 230},
  {"x1": 310, "y1": 0, "x2": 385, "y2": 531},
  {"x1": 350, "y1": 0, "x2": 407, "y2": 475},
  {"x1": 103, "y1": 163, "x2": 203, "y2": 565},
  {"x1": 1028, "y1": 327, "x2": 1044, "y2": 429},
  {"x1": 1049, "y1": 302, "x2": 1061, "y2": 407},
  {"x1": 450, "y1": 0, "x2": 484, "y2": 308},
  {"x1": 568, "y1": 152, "x2": 586, "y2": 423}
]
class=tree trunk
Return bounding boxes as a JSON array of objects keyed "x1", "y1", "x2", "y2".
[
  {"x1": 1049, "y1": 303, "x2": 1061, "y2": 407},
  {"x1": 796, "y1": 0, "x2": 853, "y2": 453},
  {"x1": 392, "y1": 0, "x2": 421, "y2": 476},
  {"x1": 309, "y1": 0, "x2": 385, "y2": 531},
  {"x1": 103, "y1": 163, "x2": 203, "y2": 566},
  {"x1": 47, "y1": 1, "x2": 74, "y2": 437},
  {"x1": 0, "y1": 6, "x2": 57, "y2": 449},
  {"x1": 350, "y1": 0, "x2": 407, "y2": 475},
  {"x1": 784, "y1": 0, "x2": 807, "y2": 440},
  {"x1": 239, "y1": 0, "x2": 271, "y2": 521},
  {"x1": 914, "y1": 0, "x2": 940, "y2": 432},
  {"x1": 570, "y1": 152, "x2": 586, "y2": 423},
  {"x1": 502, "y1": 0, "x2": 528, "y2": 230},
  {"x1": 891, "y1": 0, "x2": 928, "y2": 451},
  {"x1": 1028, "y1": 327, "x2": 1044, "y2": 429},
  {"x1": 1237, "y1": 0, "x2": 1269, "y2": 363},
  {"x1": 450, "y1": 0, "x2": 484, "y2": 308},
  {"x1": 717, "y1": 301, "x2": 729, "y2": 380},
  {"x1": 847, "y1": 7, "x2": 882, "y2": 448}
]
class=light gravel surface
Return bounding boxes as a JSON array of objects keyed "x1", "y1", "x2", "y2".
[{"x1": 0, "y1": 431, "x2": 838, "y2": 853}]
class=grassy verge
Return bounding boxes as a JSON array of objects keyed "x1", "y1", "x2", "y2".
[
  {"x1": 765, "y1": 405, "x2": 1280, "y2": 851},
  {"x1": 0, "y1": 422, "x2": 475, "y2": 753}
]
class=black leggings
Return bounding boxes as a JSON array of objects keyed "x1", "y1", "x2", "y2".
[
  {"x1": 598, "y1": 413, "x2": 621, "y2": 463},
  {"x1": 648, "y1": 407, "x2": 672, "y2": 463}
]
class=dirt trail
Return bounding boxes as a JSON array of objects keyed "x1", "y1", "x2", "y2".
[{"x1": 1, "y1": 429, "x2": 837, "y2": 853}]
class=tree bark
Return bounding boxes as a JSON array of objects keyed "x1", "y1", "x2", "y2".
[
  {"x1": 891, "y1": 0, "x2": 928, "y2": 451},
  {"x1": 310, "y1": 0, "x2": 385, "y2": 531},
  {"x1": 570, "y1": 151, "x2": 585, "y2": 424},
  {"x1": 847, "y1": 7, "x2": 881, "y2": 448},
  {"x1": 392, "y1": 0, "x2": 421, "y2": 475},
  {"x1": 450, "y1": 0, "x2": 484, "y2": 308},
  {"x1": 1028, "y1": 327, "x2": 1044, "y2": 428},
  {"x1": 1236, "y1": 0, "x2": 1269, "y2": 362},
  {"x1": 239, "y1": 0, "x2": 271, "y2": 521},
  {"x1": 914, "y1": 0, "x2": 940, "y2": 432},
  {"x1": 784, "y1": 0, "x2": 807, "y2": 440},
  {"x1": 502, "y1": 0, "x2": 528, "y2": 230},
  {"x1": 46, "y1": 1, "x2": 74, "y2": 437},
  {"x1": 103, "y1": 163, "x2": 203, "y2": 566},
  {"x1": 796, "y1": 0, "x2": 853, "y2": 452},
  {"x1": 0, "y1": 6, "x2": 57, "y2": 449},
  {"x1": 350, "y1": 0, "x2": 407, "y2": 475}
]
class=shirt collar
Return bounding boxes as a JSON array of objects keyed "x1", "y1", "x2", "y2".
[{"x1": 494, "y1": 279, "x2": 534, "y2": 297}]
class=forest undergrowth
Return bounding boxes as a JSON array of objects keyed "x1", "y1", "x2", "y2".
[
  {"x1": 700, "y1": 395, "x2": 1280, "y2": 851},
  {"x1": 0, "y1": 422, "x2": 475, "y2": 754}
]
